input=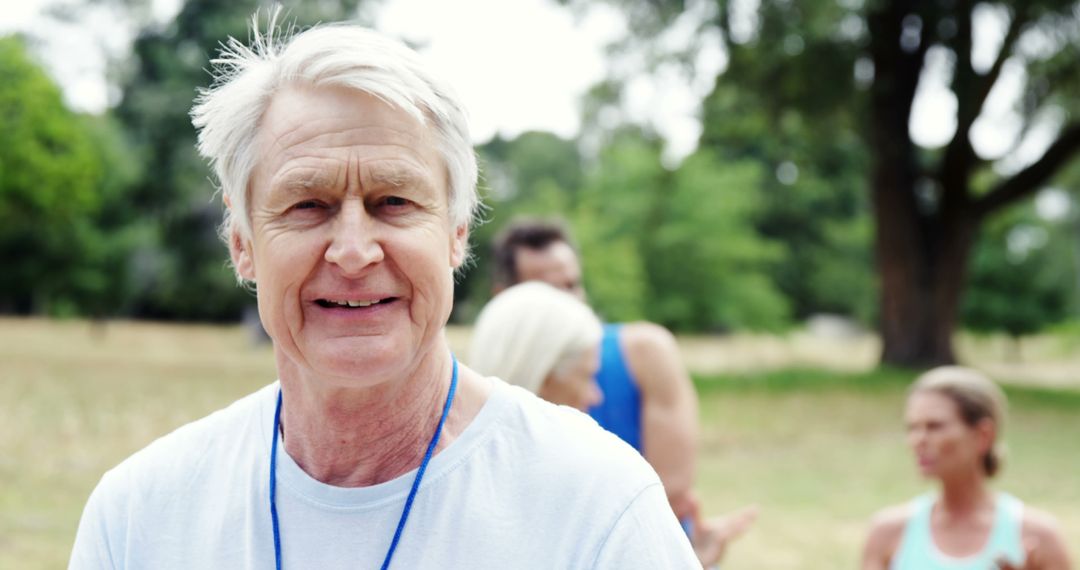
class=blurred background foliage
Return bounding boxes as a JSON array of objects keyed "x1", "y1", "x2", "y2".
[{"x1": 3, "y1": 0, "x2": 1080, "y2": 360}]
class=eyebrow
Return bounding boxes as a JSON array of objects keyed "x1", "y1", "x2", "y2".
[
  {"x1": 363, "y1": 164, "x2": 437, "y2": 191},
  {"x1": 272, "y1": 170, "x2": 337, "y2": 194},
  {"x1": 274, "y1": 165, "x2": 435, "y2": 192}
]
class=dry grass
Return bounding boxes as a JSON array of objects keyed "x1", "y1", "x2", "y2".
[
  {"x1": 2, "y1": 318, "x2": 1077, "y2": 568},
  {"x1": 694, "y1": 371, "x2": 1080, "y2": 568},
  {"x1": 0, "y1": 318, "x2": 275, "y2": 568},
  {"x1": 657, "y1": 328, "x2": 1080, "y2": 390}
]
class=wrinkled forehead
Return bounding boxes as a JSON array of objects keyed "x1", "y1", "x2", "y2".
[{"x1": 251, "y1": 83, "x2": 448, "y2": 194}]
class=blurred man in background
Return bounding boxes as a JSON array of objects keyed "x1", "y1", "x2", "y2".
[{"x1": 492, "y1": 218, "x2": 757, "y2": 565}]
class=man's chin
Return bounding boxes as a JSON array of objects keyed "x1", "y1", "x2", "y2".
[{"x1": 295, "y1": 336, "x2": 405, "y2": 376}]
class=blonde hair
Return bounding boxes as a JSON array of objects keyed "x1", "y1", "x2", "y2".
[
  {"x1": 911, "y1": 366, "x2": 1008, "y2": 477},
  {"x1": 469, "y1": 281, "x2": 602, "y2": 394}
]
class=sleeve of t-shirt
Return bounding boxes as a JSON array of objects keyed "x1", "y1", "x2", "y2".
[
  {"x1": 590, "y1": 483, "x2": 701, "y2": 569},
  {"x1": 69, "y1": 471, "x2": 122, "y2": 570}
]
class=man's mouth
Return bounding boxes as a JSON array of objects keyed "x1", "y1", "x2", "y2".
[{"x1": 315, "y1": 297, "x2": 397, "y2": 309}]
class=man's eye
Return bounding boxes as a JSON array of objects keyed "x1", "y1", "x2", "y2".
[
  {"x1": 293, "y1": 200, "x2": 323, "y2": 210},
  {"x1": 384, "y1": 196, "x2": 409, "y2": 207}
]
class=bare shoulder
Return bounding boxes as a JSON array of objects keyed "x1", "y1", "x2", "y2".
[
  {"x1": 619, "y1": 321, "x2": 679, "y2": 354},
  {"x1": 1021, "y1": 505, "x2": 1072, "y2": 566},
  {"x1": 1023, "y1": 504, "x2": 1064, "y2": 534},
  {"x1": 617, "y1": 322, "x2": 686, "y2": 391},
  {"x1": 868, "y1": 503, "x2": 910, "y2": 540},
  {"x1": 863, "y1": 504, "x2": 911, "y2": 566}
]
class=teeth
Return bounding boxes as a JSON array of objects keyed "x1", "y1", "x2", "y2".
[{"x1": 328, "y1": 299, "x2": 377, "y2": 307}]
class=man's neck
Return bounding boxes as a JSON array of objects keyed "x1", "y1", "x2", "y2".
[{"x1": 276, "y1": 345, "x2": 469, "y2": 487}]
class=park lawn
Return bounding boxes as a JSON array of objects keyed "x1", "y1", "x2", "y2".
[
  {"x1": 696, "y1": 370, "x2": 1080, "y2": 568},
  {"x1": 1, "y1": 318, "x2": 1078, "y2": 568}
]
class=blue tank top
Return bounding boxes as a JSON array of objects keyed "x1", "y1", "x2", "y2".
[
  {"x1": 891, "y1": 493, "x2": 1025, "y2": 570},
  {"x1": 587, "y1": 324, "x2": 643, "y2": 452},
  {"x1": 587, "y1": 324, "x2": 695, "y2": 537}
]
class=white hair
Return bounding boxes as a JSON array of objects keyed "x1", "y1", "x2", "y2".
[
  {"x1": 468, "y1": 281, "x2": 603, "y2": 394},
  {"x1": 191, "y1": 10, "x2": 479, "y2": 258}
]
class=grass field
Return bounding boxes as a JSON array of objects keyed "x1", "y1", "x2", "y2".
[{"x1": 2, "y1": 318, "x2": 1078, "y2": 568}]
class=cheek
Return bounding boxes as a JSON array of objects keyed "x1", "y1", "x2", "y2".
[
  {"x1": 252, "y1": 236, "x2": 320, "y2": 311},
  {"x1": 401, "y1": 229, "x2": 456, "y2": 286},
  {"x1": 934, "y1": 431, "x2": 971, "y2": 462}
]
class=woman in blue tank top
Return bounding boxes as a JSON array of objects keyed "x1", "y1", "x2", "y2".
[{"x1": 860, "y1": 367, "x2": 1072, "y2": 570}]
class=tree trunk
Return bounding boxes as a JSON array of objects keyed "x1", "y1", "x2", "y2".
[
  {"x1": 870, "y1": 112, "x2": 978, "y2": 367},
  {"x1": 868, "y1": 1, "x2": 979, "y2": 368},
  {"x1": 874, "y1": 195, "x2": 977, "y2": 368}
]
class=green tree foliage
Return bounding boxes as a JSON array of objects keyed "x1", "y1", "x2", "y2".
[
  {"x1": 573, "y1": 133, "x2": 659, "y2": 323},
  {"x1": 460, "y1": 131, "x2": 587, "y2": 319},
  {"x1": 472, "y1": 128, "x2": 788, "y2": 331},
  {"x1": 650, "y1": 151, "x2": 789, "y2": 330},
  {"x1": 567, "y1": 0, "x2": 1080, "y2": 365},
  {"x1": 0, "y1": 36, "x2": 109, "y2": 314},
  {"x1": 964, "y1": 204, "x2": 1076, "y2": 340},
  {"x1": 696, "y1": 2, "x2": 874, "y2": 322},
  {"x1": 702, "y1": 90, "x2": 873, "y2": 322}
]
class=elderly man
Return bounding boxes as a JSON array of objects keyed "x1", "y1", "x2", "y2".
[
  {"x1": 69, "y1": 19, "x2": 697, "y2": 569},
  {"x1": 491, "y1": 219, "x2": 757, "y2": 565}
]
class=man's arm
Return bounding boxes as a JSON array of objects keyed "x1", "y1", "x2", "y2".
[
  {"x1": 621, "y1": 322, "x2": 699, "y2": 519},
  {"x1": 590, "y1": 483, "x2": 700, "y2": 569},
  {"x1": 70, "y1": 472, "x2": 122, "y2": 569}
]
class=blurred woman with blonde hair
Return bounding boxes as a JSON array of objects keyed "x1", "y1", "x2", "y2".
[
  {"x1": 469, "y1": 281, "x2": 604, "y2": 412},
  {"x1": 469, "y1": 280, "x2": 757, "y2": 569},
  {"x1": 861, "y1": 366, "x2": 1071, "y2": 570}
]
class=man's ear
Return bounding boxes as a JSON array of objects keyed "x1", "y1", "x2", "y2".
[
  {"x1": 230, "y1": 227, "x2": 256, "y2": 282},
  {"x1": 450, "y1": 224, "x2": 469, "y2": 269}
]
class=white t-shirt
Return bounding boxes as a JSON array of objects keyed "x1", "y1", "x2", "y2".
[{"x1": 70, "y1": 378, "x2": 698, "y2": 569}]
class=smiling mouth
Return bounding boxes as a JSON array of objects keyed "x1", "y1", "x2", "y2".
[{"x1": 315, "y1": 297, "x2": 397, "y2": 309}]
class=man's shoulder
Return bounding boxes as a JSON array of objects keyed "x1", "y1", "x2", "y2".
[
  {"x1": 495, "y1": 382, "x2": 659, "y2": 484},
  {"x1": 474, "y1": 382, "x2": 669, "y2": 545},
  {"x1": 98, "y1": 383, "x2": 275, "y2": 496},
  {"x1": 616, "y1": 321, "x2": 676, "y2": 345},
  {"x1": 610, "y1": 321, "x2": 686, "y2": 392},
  {"x1": 615, "y1": 321, "x2": 679, "y2": 360}
]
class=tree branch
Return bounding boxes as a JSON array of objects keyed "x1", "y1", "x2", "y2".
[
  {"x1": 961, "y1": 5, "x2": 1028, "y2": 137},
  {"x1": 938, "y1": 0, "x2": 976, "y2": 209},
  {"x1": 975, "y1": 123, "x2": 1080, "y2": 217},
  {"x1": 951, "y1": 0, "x2": 976, "y2": 108},
  {"x1": 897, "y1": 7, "x2": 937, "y2": 114},
  {"x1": 941, "y1": 6, "x2": 1033, "y2": 215}
]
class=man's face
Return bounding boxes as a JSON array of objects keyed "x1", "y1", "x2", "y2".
[
  {"x1": 514, "y1": 241, "x2": 585, "y2": 301},
  {"x1": 233, "y1": 84, "x2": 467, "y2": 384}
]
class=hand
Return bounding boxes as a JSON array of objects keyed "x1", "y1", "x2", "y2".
[
  {"x1": 691, "y1": 505, "x2": 759, "y2": 568},
  {"x1": 995, "y1": 537, "x2": 1042, "y2": 570},
  {"x1": 670, "y1": 489, "x2": 700, "y2": 524}
]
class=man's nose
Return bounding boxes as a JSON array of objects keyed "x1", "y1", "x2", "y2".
[{"x1": 324, "y1": 199, "x2": 385, "y2": 274}]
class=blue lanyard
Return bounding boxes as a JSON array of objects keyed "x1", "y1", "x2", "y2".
[{"x1": 270, "y1": 356, "x2": 459, "y2": 570}]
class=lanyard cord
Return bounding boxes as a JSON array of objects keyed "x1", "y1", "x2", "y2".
[{"x1": 270, "y1": 356, "x2": 460, "y2": 570}]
